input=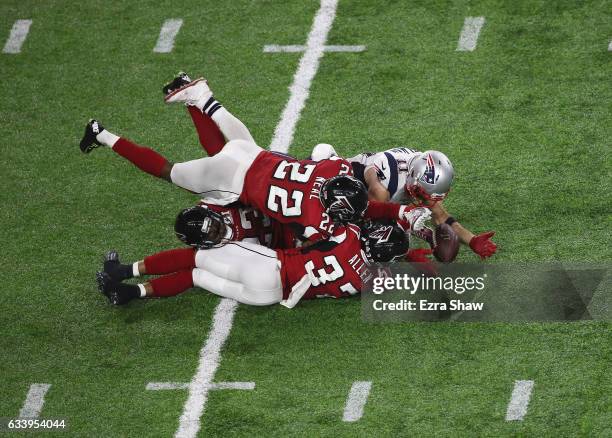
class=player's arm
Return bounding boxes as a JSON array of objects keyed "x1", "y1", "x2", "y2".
[
  {"x1": 364, "y1": 167, "x2": 390, "y2": 202},
  {"x1": 430, "y1": 202, "x2": 497, "y2": 259}
]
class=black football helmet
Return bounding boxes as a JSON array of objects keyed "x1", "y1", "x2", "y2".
[
  {"x1": 361, "y1": 221, "x2": 409, "y2": 263},
  {"x1": 174, "y1": 205, "x2": 232, "y2": 249},
  {"x1": 319, "y1": 175, "x2": 368, "y2": 223}
]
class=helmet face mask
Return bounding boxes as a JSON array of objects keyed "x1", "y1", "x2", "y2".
[
  {"x1": 174, "y1": 206, "x2": 232, "y2": 249},
  {"x1": 405, "y1": 151, "x2": 454, "y2": 205},
  {"x1": 361, "y1": 221, "x2": 409, "y2": 263},
  {"x1": 320, "y1": 175, "x2": 368, "y2": 223}
]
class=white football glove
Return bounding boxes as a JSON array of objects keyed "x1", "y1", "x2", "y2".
[{"x1": 400, "y1": 206, "x2": 431, "y2": 232}]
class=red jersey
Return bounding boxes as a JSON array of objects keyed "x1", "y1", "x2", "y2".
[
  {"x1": 276, "y1": 224, "x2": 373, "y2": 306},
  {"x1": 240, "y1": 152, "x2": 352, "y2": 242}
]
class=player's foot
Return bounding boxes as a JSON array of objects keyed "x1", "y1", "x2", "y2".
[
  {"x1": 103, "y1": 250, "x2": 133, "y2": 282},
  {"x1": 96, "y1": 272, "x2": 135, "y2": 305},
  {"x1": 163, "y1": 72, "x2": 211, "y2": 106},
  {"x1": 79, "y1": 119, "x2": 104, "y2": 153},
  {"x1": 162, "y1": 71, "x2": 192, "y2": 96}
]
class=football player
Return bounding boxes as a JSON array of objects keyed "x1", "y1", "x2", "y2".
[
  {"x1": 79, "y1": 106, "x2": 427, "y2": 243},
  {"x1": 159, "y1": 72, "x2": 495, "y2": 259},
  {"x1": 96, "y1": 206, "x2": 416, "y2": 307},
  {"x1": 310, "y1": 144, "x2": 497, "y2": 259}
]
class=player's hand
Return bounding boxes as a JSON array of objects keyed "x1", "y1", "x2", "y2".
[
  {"x1": 400, "y1": 207, "x2": 431, "y2": 232},
  {"x1": 469, "y1": 231, "x2": 497, "y2": 259}
]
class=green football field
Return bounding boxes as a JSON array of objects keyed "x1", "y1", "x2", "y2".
[{"x1": 1, "y1": 0, "x2": 610, "y2": 436}]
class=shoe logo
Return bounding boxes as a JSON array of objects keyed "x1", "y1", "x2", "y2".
[{"x1": 92, "y1": 121, "x2": 100, "y2": 134}]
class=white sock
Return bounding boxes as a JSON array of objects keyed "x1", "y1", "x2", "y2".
[
  {"x1": 96, "y1": 129, "x2": 120, "y2": 147},
  {"x1": 137, "y1": 284, "x2": 147, "y2": 298},
  {"x1": 210, "y1": 107, "x2": 255, "y2": 143},
  {"x1": 132, "y1": 262, "x2": 141, "y2": 277}
]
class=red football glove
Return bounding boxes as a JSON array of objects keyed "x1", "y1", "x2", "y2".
[
  {"x1": 469, "y1": 231, "x2": 497, "y2": 259},
  {"x1": 405, "y1": 248, "x2": 437, "y2": 276},
  {"x1": 405, "y1": 248, "x2": 433, "y2": 263}
]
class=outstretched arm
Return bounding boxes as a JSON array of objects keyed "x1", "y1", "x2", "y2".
[{"x1": 430, "y1": 202, "x2": 497, "y2": 259}]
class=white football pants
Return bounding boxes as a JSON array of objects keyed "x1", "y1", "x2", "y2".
[
  {"x1": 192, "y1": 241, "x2": 283, "y2": 306},
  {"x1": 170, "y1": 139, "x2": 263, "y2": 204}
]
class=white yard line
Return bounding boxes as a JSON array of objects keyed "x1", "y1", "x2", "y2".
[
  {"x1": 174, "y1": 3, "x2": 340, "y2": 435},
  {"x1": 148, "y1": 381, "x2": 255, "y2": 391},
  {"x1": 269, "y1": 0, "x2": 339, "y2": 152},
  {"x1": 3, "y1": 19, "x2": 32, "y2": 54},
  {"x1": 263, "y1": 44, "x2": 366, "y2": 53},
  {"x1": 456, "y1": 17, "x2": 485, "y2": 52},
  {"x1": 505, "y1": 380, "x2": 534, "y2": 421},
  {"x1": 18, "y1": 384, "x2": 51, "y2": 418},
  {"x1": 154, "y1": 19, "x2": 183, "y2": 53},
  {"x1": 175, "y1": 298, "x2": 238, "y2": 438},
  {"x1": 608, "y1": 40, "x2": 612, "y2": 51},
  {"x1": 342, "y1": 381, "x2": 372, "y2": 422}
]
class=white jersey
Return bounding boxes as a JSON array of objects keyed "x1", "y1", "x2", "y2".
[{"x1": 348, "y1": 147, "x2": 421, "y2": 202}]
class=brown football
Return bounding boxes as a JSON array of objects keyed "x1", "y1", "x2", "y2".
[{"x1": 433, "y1": 223, "x2": 460, "y2": 263}]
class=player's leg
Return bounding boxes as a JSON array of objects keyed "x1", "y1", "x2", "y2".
[
  {"x1": 192, "y1": 241, "x2": 283, "y2": 305},
  {"x1": 102, "y1": 248, "x2": 197, "y2": 282},
  {"x1": 80, "y1": 120, "x2": 172, "y2": 180},
  {"x1": 164, "y1": 73, "x2": 255, "y2": 143},
  {"x1": 169, "y1": 139, "x2": 262, "y2": 203},
  {"x1": 186, "y1": 106, "x2": 225, "y2": 156},
  {"x1": 192, "y1": 268, "x2": 281, "y2": 305}
]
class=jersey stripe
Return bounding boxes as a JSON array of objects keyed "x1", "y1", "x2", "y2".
[{"x1": 384, "y1": 152, "x2": 399, "y2": 196}]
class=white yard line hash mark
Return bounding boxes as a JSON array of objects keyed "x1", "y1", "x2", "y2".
[
  {"x1": 154, "y1": 19, "x2": 183, "y2": 53},
  {"x1": 147, "y1": 382, "x2": 255, "y2": 391},
  {"x1": 269, "y1": 0, "x2": 339, "y2": 153},
  {"x1": 3, "y1": 19, "x2": 32, "y2": 54},
  {"x1": 505, "y1": 380, "x2": 534, "y2": 421},
  {"x1": 263, "y1": 44, "x2": 366, "y2": 53},
  {"x1": 608, "y1": 40, "x2": 612, "y2": 51},
  {"x1": 456, "y1": 17, "x2": 486, "y2": 52},
  {"x1": 18, "y1": 384, "x2": 51, "y2": 418},
  {"x1": 342, "y1": 381, "x2": 372, "y2": 422},
  {"x1": 175, "y1": 298, "x2": 238, "y2": 438}
]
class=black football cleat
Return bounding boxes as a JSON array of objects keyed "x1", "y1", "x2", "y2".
[
  {"x1": 162, "y1": 71, "x2": 192, "y2": 96},
  {"x1": 79, "y1": 119, "x2": 104, "y2": 153},
  {"x1": 96, "y1": 271, "x2": 134, "y2": 305},
  {"x1": 103, "y1": 250, "x2": 132, "y2": 282}
]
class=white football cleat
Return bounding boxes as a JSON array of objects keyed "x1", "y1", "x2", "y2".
[{"x1": 164, "y1": 77, "x2": 212, "y2": 107}]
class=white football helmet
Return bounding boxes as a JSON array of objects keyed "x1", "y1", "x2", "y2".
[{"x1": 405, "y1": 151, "x2": 454, "y2": 204}]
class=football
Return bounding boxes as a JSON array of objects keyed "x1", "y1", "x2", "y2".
[{"x1": 433, "y1": 223, "x2": 460, "y2": 263}]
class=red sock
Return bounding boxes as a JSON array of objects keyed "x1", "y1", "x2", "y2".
[
  {"x1": 187, "y1": 106, "x2": 225, "y2": 156},
  {"x1": 149, "y1": 270, "x2": 194, "y2": 297},
  {"x1": 144, "y1": 248, "x2": 197, "y2": 274},
  {"x1": 112, "y1": 138, "x2": 169, "y2": 177}
]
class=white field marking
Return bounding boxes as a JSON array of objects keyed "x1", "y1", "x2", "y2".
[
  {"x1": 505, "y1": 380, "x2": 534, "y2": 421},
  {"x1": 269, "y1": 0, "x2": 339, "y2": 152},
  {"x1": 154, "y1": 19, "x2": 183, "y2": 53},
  {"x1": 18, "y1": 384, "x2": 51, "y2": 418},
  {"x1": 3, "y1": 19, "x2": 32, "y2": 54},
  {"x1": 608, "y1": 40, "x2": 612, "y2": 51},
  {"x1": 175, "y1": 298, "x2": 238, "y2": 438},
  {"x1": 456, "y1": 16, "x2": 486, "y2": 52},
  {"x1": 147, "y1": 381, "x2": 255, "y2": 391},
  {"x1": 342, "y1": 381, "x2": 372, "y2": 422},
  {"x1": 263, "y1": 44, "x2": 366, "y2": 53}
]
